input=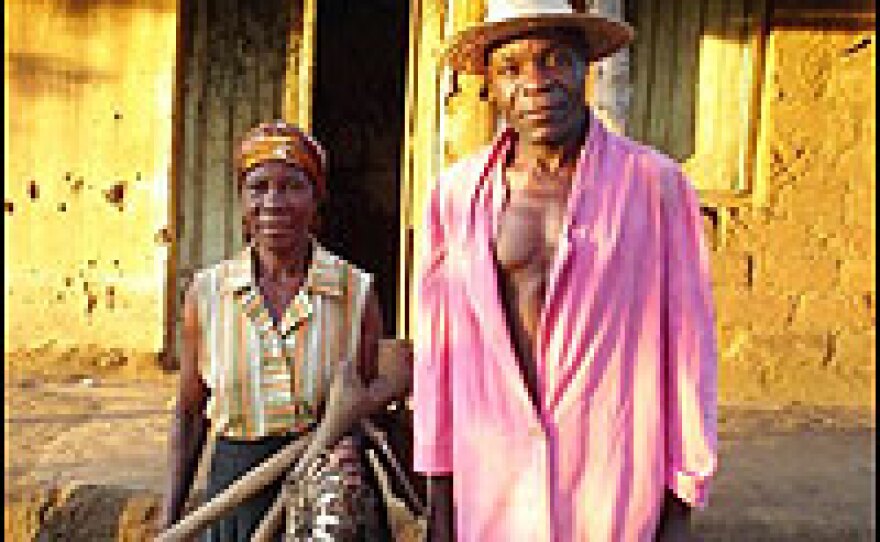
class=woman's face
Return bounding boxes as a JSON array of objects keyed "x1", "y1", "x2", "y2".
[{"x1": 241, "y1": 160, "x2": 317, "y2": 252}]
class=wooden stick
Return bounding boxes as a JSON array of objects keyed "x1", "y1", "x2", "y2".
[
  {"x1": 247, "y1": 418, "x2": 407, "y2": 542},
  {"x1": 156, "y1": 434, "x2": 312, "y2": 541},
  {"x1": 164, "y1": 340, "x2": 408, "y2": 541},
  {"x1": 244, "y1": 406, "x2": 349, "y2": 540},
  {"x1": 162, "y1": 366, "x2": 354, "y2": 540},
  {"x1": 361, "y1": 419, "x2": 427, "y2": 517},
  {"x1": 250, "y1": 492, "x2": 286, "y2": 542}
]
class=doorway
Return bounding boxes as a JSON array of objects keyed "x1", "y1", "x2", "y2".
[{"x1": 312, "y1": 0, "x2": 409, "y2": 333}]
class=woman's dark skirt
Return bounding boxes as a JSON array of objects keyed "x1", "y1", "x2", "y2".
[{"x1": 203, "y1": 433, "x2": 392, "y2": 541}]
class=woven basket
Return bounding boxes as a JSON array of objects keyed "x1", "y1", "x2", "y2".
[{"x1": 282, "y1": 435, "x2": 385, "y2": 541}]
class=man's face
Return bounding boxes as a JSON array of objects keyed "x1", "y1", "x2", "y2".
[{"x1": 486, "y1": 31, "x2": 589, "y2": 146}]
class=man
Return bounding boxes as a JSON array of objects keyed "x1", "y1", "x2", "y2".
[{"x1": 412, "y1": 1, "x2": 718, "y2": 541}]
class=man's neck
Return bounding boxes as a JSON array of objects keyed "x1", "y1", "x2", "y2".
[{"x1": 514, "y1": 110, "x2": 589, "y2": 174}]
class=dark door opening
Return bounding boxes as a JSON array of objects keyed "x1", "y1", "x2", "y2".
[{"x1": 313, "y1": 0, "x2": 409, "y2": 333}]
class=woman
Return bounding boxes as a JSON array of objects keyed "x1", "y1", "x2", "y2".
[{"x1": 160, "y1": 121, "x2": 409, "y2": 540}]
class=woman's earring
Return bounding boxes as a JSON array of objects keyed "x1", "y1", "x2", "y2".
[
  {"x1": 310, "y1": 207, "x2": 322, "y2": 237},
  {"x1": 242, "y1": 215, "x2": 253, "y2": 243}
]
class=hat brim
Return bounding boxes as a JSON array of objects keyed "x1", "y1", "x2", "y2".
[{"x1": 444, "y1": 14, "x2": 635, "y2": 74}]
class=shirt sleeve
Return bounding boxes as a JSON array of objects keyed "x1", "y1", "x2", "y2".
[
  {"x1": 412, "y1": 177, "x2": 454, "y2": 475},
  {"x1": 662, "y1": 167, "x2": 719, "y2": 509}
]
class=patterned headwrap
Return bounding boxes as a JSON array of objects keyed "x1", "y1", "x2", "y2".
[{"x1": 237, "y1": 120, "x2": 327, "y2": 198}]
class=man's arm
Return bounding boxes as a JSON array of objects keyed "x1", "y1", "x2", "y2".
[
  {"x1": 159, "y1": 285, "x2": 209, "y2": 529},
  {"x1": 662, "y1": 167, "x2": 719, "y2": 517},
  {"x1": 357, "y1": 290, "x2": 412, "y2": 414}
]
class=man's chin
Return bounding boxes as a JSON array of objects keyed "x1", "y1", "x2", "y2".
[
  {"x1": 522, "y1": 127, "x2": 569, "y2": 146},
  {"x1": 516, "y1": 110, "x2": 586, "y2": 146}
]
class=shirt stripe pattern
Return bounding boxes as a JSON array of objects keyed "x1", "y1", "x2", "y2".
[{"x1": 193, "y1": 243, "x2": 372, "y2": 440}]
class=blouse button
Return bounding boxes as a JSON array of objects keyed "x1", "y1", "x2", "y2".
[{"x1": 269, "y1": 337, "x2": 281, "y2": 358}]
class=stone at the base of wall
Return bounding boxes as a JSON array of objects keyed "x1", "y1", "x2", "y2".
[{"x1": 4, "y1": 484, "x2": 160, "y2": 542}]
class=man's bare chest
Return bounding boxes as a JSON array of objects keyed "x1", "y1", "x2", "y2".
[
  {"x1": 490, "y1": 167, "x2": 573, "y2": 398},
  {"x1": 493, "y1": 181, "x2": 570, "y2": 278}
]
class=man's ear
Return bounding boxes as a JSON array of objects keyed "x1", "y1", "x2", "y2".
[
  {"x1": 578, "y1": 61, "x2": 592, "y2": 99},
  {"x1": 583, "y1": 56, "x2": 593, "y2": 78},
  {"x1": 479, "y1": 83, "x2": 489, "y2": 101},
  {"x1": 481, "y1": 72, "x2": 496, "y2": 103}
]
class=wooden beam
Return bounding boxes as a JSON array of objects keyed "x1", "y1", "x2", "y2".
[
  {"x1": 397, "y1": 0, "x2": 423, "y2": 338},
  {"x1": 628, "y1": 0, "x2": 653, "y2": 141},
  {"x1": 669, "y1": 0, "x2": 703, "y2": 161},
  {"x1": 402, "y1": 0, "x2": 447, "y2": 339},
  {"x1": 592, "y1": 0, "x2": 631, "y2": 133},
  {"x1": 200, "y1": 0, "x2": 233, "y2": 266},
  {"x1": 229, "y1": 1, "x2": 254, "y2": 252},
  {"x1": 299, "y1": 0, "x2": 317, "y2": 130},
  {"x1": 646, "y1": 0, "x2": 675, "y2": 150},
  {"x1": 742, "y1": 0, "x2": 769, "y2": 203},
  {"x1": 165, "y1": 0, "x2": 189, "y2": 367}
]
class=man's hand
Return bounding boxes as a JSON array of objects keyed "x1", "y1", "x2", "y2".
[{"x1": 655, "y1": 489, "x2": 692, "y2": 542}]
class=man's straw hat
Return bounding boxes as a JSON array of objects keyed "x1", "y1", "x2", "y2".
[{"x1": 444, "y1": 0, "x2": 635, "y2": 74}]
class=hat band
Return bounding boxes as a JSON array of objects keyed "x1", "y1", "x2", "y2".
[{"x1": 238, "y1": 135, "x2": 325, "y2": 195}]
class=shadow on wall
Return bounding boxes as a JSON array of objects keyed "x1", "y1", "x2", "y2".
[
  {"x1": 6, "y1": 0, "x2": 177, "y2": 98},
  {"x1": 5, "y1": 52, "x2": 118, "y2": 98},
  {"x1": 57, "y1": 0, "x2": 173, "y2": 17},
  {"x1": 770, "y1": 0, "x2": 876, "y2": 31}
]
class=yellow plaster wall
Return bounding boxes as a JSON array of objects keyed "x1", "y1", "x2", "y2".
[
  {"x1": 711, "y1": 21, "x2": 876, "y2": 406},
  {"x1": 4, "y1": 0, "x2": 179, "y2": 377}
]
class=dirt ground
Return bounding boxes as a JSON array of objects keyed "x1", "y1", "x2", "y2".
[{"x1": 4, "y1": 377, "x2": 875, "y2": 541}]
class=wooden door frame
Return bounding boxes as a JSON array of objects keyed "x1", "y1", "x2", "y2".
[
  {"x1": 163, "y1": 0, "x2": 188, "y2": 370},
  {"x1": 283, "y1": 0, "x2": 317, "y2": 131}
]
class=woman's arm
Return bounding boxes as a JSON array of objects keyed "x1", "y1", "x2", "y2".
[
  {"x1": 159, "y1": 285, "x2": 210, "y2": 529},
  {"x1": 312, "y1": 289, "x2": 412, "y2": 474}
]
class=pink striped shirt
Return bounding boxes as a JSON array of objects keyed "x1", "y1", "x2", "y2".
[{"x1": 413, "y1": 115, "x2": 718, "y2": 541}]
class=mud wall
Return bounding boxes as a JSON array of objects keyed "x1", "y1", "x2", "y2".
[
  {"x1": 711, "y1": 7, "x2": 875, "y2": 405},
  {"x1": 4, "y1": 0, "x2": 179, "y2": 377}
]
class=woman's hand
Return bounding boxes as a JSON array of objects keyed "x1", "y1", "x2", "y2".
[
  {"x1": 322, "y1": 355, "x2": 373, "y2": 437},
  {"x1": 318, "y1": 338, "x2": 413, "y2": 453}
]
